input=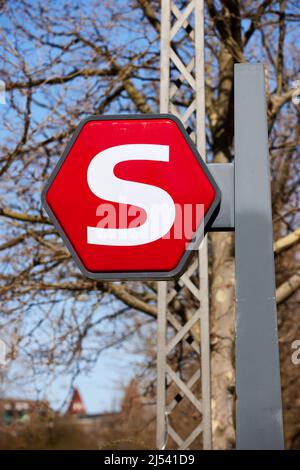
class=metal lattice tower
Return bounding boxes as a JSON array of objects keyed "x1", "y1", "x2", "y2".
[{"x1": 157, "y1": 0, "x2": 212, "y2": 450}]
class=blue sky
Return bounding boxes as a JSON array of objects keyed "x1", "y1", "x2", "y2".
[{"x1": 0, "y1": 0, "x2": 155, "y2": 415}]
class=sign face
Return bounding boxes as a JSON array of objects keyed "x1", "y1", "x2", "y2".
[{"x1": 42, "y1": 115, "x2": 220, "y2": 280}]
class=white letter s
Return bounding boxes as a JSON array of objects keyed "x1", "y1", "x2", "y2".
[{"x1": 87, "y1": 144, "x2": 175, "y2": 246}]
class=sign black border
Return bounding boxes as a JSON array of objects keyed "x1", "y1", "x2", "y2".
[{"x1": 41, "y1": 114, "x2": 221, "y2": 280}]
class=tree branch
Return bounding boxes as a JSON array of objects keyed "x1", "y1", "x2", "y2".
[
  {"x1": 5, "y1": 67, "x2": 116, "y2": 91},
  {"x1": 243, "y1": 0, "x2": 274, "y2": 46},
  {"x1": 274, "y1": 227, "x2": 300, "y2": 255},
  {"x1": 103, "y1": 282, "x2": 157, "y2": 318},
  {"x1": 0, "y1": 207, "x2": 50, "y2": 224},
  {"x1": 136, "y1": 0, "x2": 160, "y2": 33},
  {"x1": 268, "y1": 87, "x2": 300, "y2": 131},
  {"x1": 276, "y1": 271, "x2": 300, "y2": 304}
]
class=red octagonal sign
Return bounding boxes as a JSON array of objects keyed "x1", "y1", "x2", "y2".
[{"x1": 42, "y1": 115, "x2": 221, "y2": 280}]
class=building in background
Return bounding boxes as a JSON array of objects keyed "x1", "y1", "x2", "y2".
[
  {"x1": 0, "y1": 398, "x2": 50, "y2": 426},
  {"x1": 67, "y1": 388, "x2": 87, "y2": 415},
  {"x1": 67, "y1": 387, "x2": 121, "y2": 434},
  {"x1": 0, "y1": 383, "x2": 155, "y2": 449}
]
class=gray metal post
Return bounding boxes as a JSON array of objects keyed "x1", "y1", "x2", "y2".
[{"x1": 234, "y1": 63, "x2": 284, "y2": 449}]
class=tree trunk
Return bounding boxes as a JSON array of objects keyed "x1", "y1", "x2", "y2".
[{"x1": 210, "y1": 232, "x2": 235, "y2": 449}]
